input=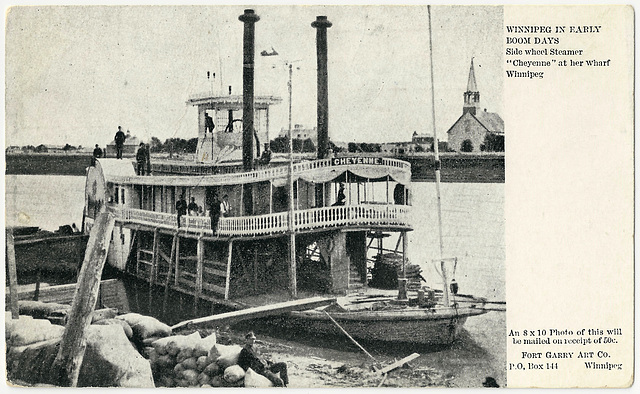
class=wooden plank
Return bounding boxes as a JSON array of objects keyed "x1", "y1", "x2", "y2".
[
  {"x1": 158, "y1": 249, "x2": 170, "y2": 263},
  {"x1": 195, "y1": 237, "x2": 204, "y2": 310},
  {"x1": 165, "y1": 233, "x2": 178, "y2": 294},
  {"x1": 377, "y1": 353, "x2": 420, "y2": 375},
  {"x1": 224, "y1": 241, "x2": 233, "y2": 300},
  {"x1": 50, "y1": 212, "x2": 115, "y2": 387},
  {"x1": 150, "y1": 229, "x2": 160, "y2": 284},
  {"x1": 204, "y1": 259, "x2": 227, "y2": 270},
  {"x1": 202, "y1": 282, "x2": 226, "y2": 295},
  {"x1": 6, "y1": 228, "x2": 19, "y2": 318},
  {"x1": 171, "y1": 296, "x2": 336, "y2": 331},
  {"x1": 203, "y1": 266, "x2": 227, "y2": 277},
  {"x1": 174, "y1": 236, "x2": 181, "y2": 287}
]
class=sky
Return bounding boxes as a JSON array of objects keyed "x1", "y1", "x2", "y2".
[{"x1": 5, "y1": 5, "x2": 503, "y2": 148}]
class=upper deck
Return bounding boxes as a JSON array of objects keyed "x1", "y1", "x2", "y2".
[{"x1": 89, "y1": 156, "x2": 413, "y2": 238}]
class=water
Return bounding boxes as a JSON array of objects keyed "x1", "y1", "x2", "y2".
[
  {"x1": 5, "y1": 175, "x2": 85, "y2": 231},
  {"x1": 4, "y1": 175, "x2": 505, "y2": 387}
]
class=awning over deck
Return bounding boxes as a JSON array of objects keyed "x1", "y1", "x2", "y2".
[{"x1": 101, "y1": 157, "x2": 411, "y2": 188}]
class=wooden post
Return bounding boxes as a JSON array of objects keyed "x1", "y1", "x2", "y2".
[
  {"x1": 6, "y1": 228, "x2": 19, "y2": 319},
  {"x1": 398, "y1": 230, "x2": 408, "y2": 300},
  {"x1": 174, "y1": 236, "x2": 181, "y2": 287},
  {"x1": 50, "y1": 212, "x2": 115, "y2": 387},
  {"x1": 224, "y1": 241, "x2": 233, "y2": 300},
  {"x1": 253, "y1": 247, "x2": 258, "y2": 292},
  {"x1": 195, "y1": 236, "x2": 204, "y2": 312},
  {"x1": 136, "y1": 231, "x2": 141, "y2": 277},
  {"x1": 151, "y1": 228, "x2": 159, "y2": 285},
  {"x1": 163, "y1": 233, "x2": 178, "y2": 315}
]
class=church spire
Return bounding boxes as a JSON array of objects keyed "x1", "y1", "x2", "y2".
[
  {"x1": 463, "y1": 57, "x2": 480, "y2": 115},
  {"x1": 467, "y1": 58, "x2": 477, "y2": 92}
]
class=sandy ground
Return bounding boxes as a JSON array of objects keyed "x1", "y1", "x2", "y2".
[{"x1": 196, "y1": 328, "x2": 454, "y2": 388}]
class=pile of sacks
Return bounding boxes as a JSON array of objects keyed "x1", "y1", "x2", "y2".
[{"x1": 145, "y1": 332, "x2": 273, "y2": 388}]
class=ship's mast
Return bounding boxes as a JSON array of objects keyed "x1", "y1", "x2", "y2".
[
  {"x1": 427, "y1": 5, "x2": 450, "y2": 307},
  {"x1": 287, "y1": 62, "x2": 297, "y2": 298}
]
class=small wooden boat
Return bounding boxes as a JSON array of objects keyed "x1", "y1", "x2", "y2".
[
  {"x1": 286, "y1": 292, "x2": 487, "y2": 345},
  {"x1": 8, "y1": 226, "x2": 88, "y2": 280}
]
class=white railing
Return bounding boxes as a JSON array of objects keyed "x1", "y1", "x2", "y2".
[
  {"x1": 110, "y1": 156, "x2": 410, "y2": 186},
  {"x1": 115, "y1": 203, "x2": 411, "y2": 237}
]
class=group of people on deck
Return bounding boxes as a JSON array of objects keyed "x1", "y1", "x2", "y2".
[{"x1": 175, "y1": 193, "x2": 230, "y2": 231}]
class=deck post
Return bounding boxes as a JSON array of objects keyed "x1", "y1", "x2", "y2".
[
  {"x1": 136, "y1": 230, "x2": 141, "y2": 277},
  {"x1": 398, "y1": 230, "x2": 408, "y2": 300},
  {"x1": 224, "y1": 241, "x2": 233, "y2": 300},
  {"x1": 163, "y1": 232, "x2": 178, "y2": 314},
  {"x1": 50, "y1": 212, "x2": 115, "y2": 387},
  {"x1": 151, "y1": 228, "x2": 159, "y2": 285},
  {"x1": 174, "y1": 235, "x2": 181, "y2": 287},
  {"x1": 195, "y1": 236, "x2": 204, "y2": 311},
  {"x1": 253, "y1": 247, "x2": 258, "y2": 292},
  {"x1": 6, "y1": 228, "x2": 19, "y2": 319}
]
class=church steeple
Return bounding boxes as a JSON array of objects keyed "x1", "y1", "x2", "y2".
[{"x1": 463, "y1": 58, "x2": 480, "y2": 115}]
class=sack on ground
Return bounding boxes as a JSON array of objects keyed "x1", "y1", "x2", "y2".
[
  {"x1": 244, "y1": 367, "x2": 274, "y2": 388},
  {"x1": 215, "y1": 344, "x2": 243, "y2": 369},
  {"x1": 223, "y1": 365, "x2": 245, "y2": 383}
]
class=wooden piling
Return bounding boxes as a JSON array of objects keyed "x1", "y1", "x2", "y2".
[
  {"x1": 6, "y1": 228, "x2": 19, "y2": 319},
  {"x1": 195, "y1": 236, "x2": 204, "y2": 311},
  {"x1": 224, "y1": 241, "x2": 233, "y2": 300},
  {"x1": 50, "y1": 212, "x2": 115, "y2": 387}
]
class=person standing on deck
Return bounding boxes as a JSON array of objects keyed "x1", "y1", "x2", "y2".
[
  {"x1": 188, "y1": 197, "x2": 199, "y2": 216},
  {"x1": 145, "y1": 143, "x2": 151, "y2": 175},
  {"x1": 238, "y1": 332, "x2": 288, "y2": 387},
  {"x1": 92, "y1": 144, "x2": 103, "y2": 166},
  {"x1": 205, "y1": 112, "x2": 215, "y2": 134},
  {"x1": 220, "y1": 194, "x2": 231, "y2": 217},
  {"x1": 114, "y1": 126, "x2": 126, "y2": 159},
  {"x1": 176, "y1": 194, "x2": 187, "y2": 228},
  {"x1": 136, "y1": 143, "x2": 147, "y2": 175},
  {"x1": 333, "y1": 183, "x2": 346, "y2": 206},
  {"x1": 209, "y1": 195, "x2": 221, "y2": 233}
]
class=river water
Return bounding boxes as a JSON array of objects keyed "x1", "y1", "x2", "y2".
[{"x1": 5, "y1": 175, "x2": 505, "y2": 387}]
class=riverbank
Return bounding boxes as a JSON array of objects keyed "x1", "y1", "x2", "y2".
[
  {"x1": 5, "y1": 153, "x2": 505, "y2": 182},
  {"x1": 6, "y1": 300, "x2": 499, "y2": 388}
]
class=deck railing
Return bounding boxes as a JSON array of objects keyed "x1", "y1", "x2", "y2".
[
  {"x1": 116, "y1": 203, "x2": 411, "y2": 237},
  {"x1": 118, "y1": 156, "x2": 410, "y2": 185}
]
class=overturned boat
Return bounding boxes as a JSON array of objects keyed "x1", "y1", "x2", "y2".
[{"x1": 83, "y1": 8, "x2": 486, "y2": 346}]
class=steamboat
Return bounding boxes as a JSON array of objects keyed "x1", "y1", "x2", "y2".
[{"x1": 83, "y1": 9, "x2": 486, "y2": 345}]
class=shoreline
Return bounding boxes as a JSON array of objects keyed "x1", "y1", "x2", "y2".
[{"x1": 6, "y1": 153, "x2": 505, "y2": 183}]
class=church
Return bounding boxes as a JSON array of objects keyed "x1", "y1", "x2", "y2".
[{"x1": 446, "y1": 59, "x2": 504, "y2": 152}]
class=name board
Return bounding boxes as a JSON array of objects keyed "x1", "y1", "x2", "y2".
[{"x1": 331, "y1": 157, "x2": 383, "y2": 166}]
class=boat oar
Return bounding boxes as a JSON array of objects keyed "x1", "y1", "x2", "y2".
[{"x1": 323, "y1": 311, "x2": 380, "y2": 370}]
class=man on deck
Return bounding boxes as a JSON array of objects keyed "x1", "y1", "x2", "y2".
[
  {"x1": 114, "y1": 126, "x2": 126, "y2": 159},
  {"x1": 176, "y1": 194, "x2": 187, "y2": 228},
  {"x1": 136, "y1": 143, "x2": 147, "y2": 175},
  {"x1": 205, "y1": 112, "x2": 215, "y2": 134}
]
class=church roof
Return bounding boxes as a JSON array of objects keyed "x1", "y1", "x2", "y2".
[
  {"x1": 446, "y1": 110, "x2": 504, "y2": 135},
  {"x1": 466, "y1": 58, "x2": 477, "y2": 92},
  {"x1": 475, "y1": 110, "x2": 504, "y2": 134}
]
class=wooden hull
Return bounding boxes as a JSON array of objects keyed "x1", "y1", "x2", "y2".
[
  {"x1": 10, "y1": 232, "x2": 89, "y2": 279},
  {"x1": 281, "y1": 306, "x2": 486, "y2": 346}
]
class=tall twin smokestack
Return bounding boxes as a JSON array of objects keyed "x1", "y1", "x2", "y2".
[
  {"x1": 239, "y1": 9, "x2": 259, "y2": 172},
  {"x1": 312, "y1": 16, "x2": 332, "y2": 160},
  {"x1": 239, "y1": 10, "x2": 332, "y2": 165}
]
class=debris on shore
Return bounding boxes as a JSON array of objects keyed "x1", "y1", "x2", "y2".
[{"x1": 6, "y1": 301, "x2": 452, "y2": 388}]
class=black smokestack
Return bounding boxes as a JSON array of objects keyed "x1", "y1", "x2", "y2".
[
  {"x1": 239, "y1": 9, "x2": 259, "y2": 171},
  {"x1": 312, "y1": 16, "x2": 332, "y2": 159}
]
